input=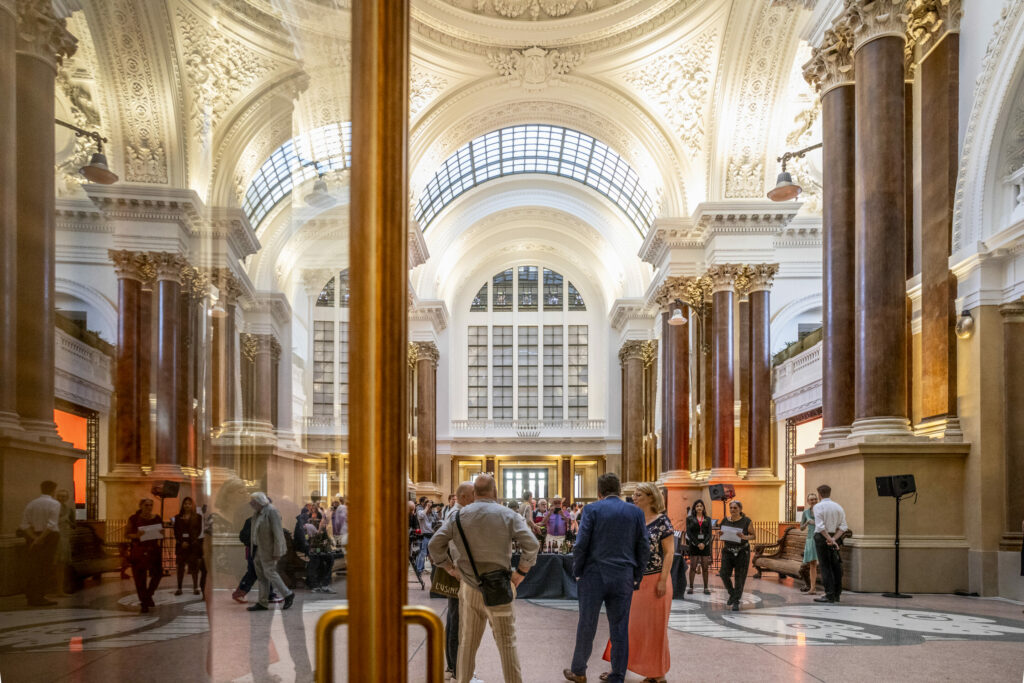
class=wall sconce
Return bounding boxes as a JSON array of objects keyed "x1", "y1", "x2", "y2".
[
  {"x1": 955, "y1": 310, "x2": 974, "y2": 339},
  {"x1": 767, "y1": 142, "x2": 822, "y2": 202},
  {"x1": 55, "y1": 119, "x2": 118, "y2": 184}
]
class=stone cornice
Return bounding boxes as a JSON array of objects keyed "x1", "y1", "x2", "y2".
[
  {"x1": 842, "y1": 0, "x2": 909, "y2": 54},
  {"x1": 409, "y1": 219, "x2": 430, "y2": 269},
  {"x1": 85, "y1": 184, "x2": 204, "y2": 235},
  {"x1": 208, "y1": 206, "x2": 260, "y2": 260},
  {"x1": 246, "y1": 291, "x2": 292, "y2": 327},
  {"x1": 16, "y1": 0, "x2": 77, "y2": 68},
  {"x1": 692, "y1": 201, "x2": 801, "y2": 235},
  {"x1": 638, "y1": 217, "x2": 701, "y2": 267},
  {"x1": 409, "y1": 298, "x2": 450, "y2": 333},
  {"x1": 610, "y1": 298, "x2": 655, "y2": 332}
]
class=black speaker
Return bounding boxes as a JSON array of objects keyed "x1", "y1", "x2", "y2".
[
  {"x1": 709, "y1": 483, "x2": 735, "y2": 501},
  {"x1": 876, "y1": 474, "x2": 916, "y2": 498},
  {"x1": 151, "y1": 480, "x2": 180, "y2": 499},
  {"x1": 876, "y1": 476, "x2": 895, "y2": 497},
  {"x1": 892, "y1": 474, "x2": 916, "y2": 496}
]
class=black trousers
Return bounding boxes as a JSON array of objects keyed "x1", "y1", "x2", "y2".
[
  {"x1": 24, "y1": 534, "x2": 58, "y2": 603},
  {"x1": 445, "y1": 596, "x2": 459, "y2": 674},
  {"x1": 132, "y1": 553, "x2": 163, "y2": 603},
  {"x1": 814, "y1": 533, "x2": 843, "y2": 600},
  {"x1": 718, "y1": 547, "x2": 750, "y2": 603}
]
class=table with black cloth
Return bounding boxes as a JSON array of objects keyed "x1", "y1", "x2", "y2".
[{"x1": 510, "y1": 553, "x2": 577, "y2": 599}]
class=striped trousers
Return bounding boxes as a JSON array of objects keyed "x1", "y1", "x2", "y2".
[{"x1": 457, "y1": 580, "x2": 522, "y2": 683}]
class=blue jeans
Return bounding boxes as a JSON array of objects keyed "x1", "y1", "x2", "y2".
[
  {"x1": 571, "y1": 569, "x2": 634, "y2": 683},
  {"x1": 415, "y1": 534, "x2": 431, "y2": 574}
]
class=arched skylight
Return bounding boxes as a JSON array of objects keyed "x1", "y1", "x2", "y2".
[
  {"x1": 414, "y1": 124, "x2": 656, "y2": 235},
  {"x1": 242, "y1": 122, "x2": 353, "y2": 228}
]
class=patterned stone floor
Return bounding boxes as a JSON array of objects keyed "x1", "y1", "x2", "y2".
[{"x1": 1, "y1": 570, "x2": 1023, "y2": 682}]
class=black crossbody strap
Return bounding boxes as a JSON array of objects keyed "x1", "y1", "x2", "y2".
[{"x1": 454, "y1": 510, "x2": 481, "y2": 581}]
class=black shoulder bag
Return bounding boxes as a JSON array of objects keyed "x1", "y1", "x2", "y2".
[{"x1": 455, "y1": 510, "x2": 514, "y2": 606}]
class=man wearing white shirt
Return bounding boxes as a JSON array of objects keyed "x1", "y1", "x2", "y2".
[
  {"x1": 812, "y1": 484, "x2": 848, "y2": 603},
  {"x1": 19, "y1": 480, "x2": 62, "y2": 606}
]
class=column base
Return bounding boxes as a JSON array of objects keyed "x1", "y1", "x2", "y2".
[
  {"x1": 744, "y1": 466, "x2": 776, "y2": 480},
  {"x1": 149, "y1": 463, "x2": 186, "y2": 479},
  {"x1": 814, "y1": 425, "x2": 852, "y2": 449},
  {"x1": 795, "y1": 438, "x2": 970, "y2": 592},
  {"x1": 848, "y1": 416, "x2": 923, "y2": 442},
  {"x1": 914, "y1": 416, "x2": 964, "y2": 442},
  {"x1": 413, "y1": 482, "x2": 444, "y2": 502},
  {"x1": 0, "y1": 411, "x2": 22, "y2": 435},
  {"x1": 18, "y1": 418, "x2": 64, "y2": 443}
]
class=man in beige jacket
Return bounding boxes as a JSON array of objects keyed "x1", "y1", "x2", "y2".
[{"x1": 247, "y1": 492, "x2": 295, "y2": 611}]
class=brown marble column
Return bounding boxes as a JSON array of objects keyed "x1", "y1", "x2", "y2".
[
  {"x1": 619, "y1": 340, "x2": 646, "y2": 484},
  {"x1": 413, "y1": 341, "x2": 439, "y2": 484},
  {"x1": 662, "y1": 306, "x2": 690, "y2": 472},
  {"x1": 1002, "y1": 302, "x2": 1024, "y2": 545},
  {"x1": 14, "y1": 0, "x2": 76, "y2": 434},
  {"x1": 748, "y1": 264, "x2": 778, "y2": 474},
  {"x1": 701, "y1": 293, "x2": 714, "y2": 471},
  {"x1": 110, "y1": 251, "x2": 143, "y2": 469},
  {"x1": 152, "y1": 253, "x2": 187, "y2": 474},
  {"x1": 178, "y1": 269, "x2": 198, "y2": 469},
  {"x1": 138, "y1": 277, "x2": 153, "y2": 465},
  {"x1": 805, "y1": 27, "x2": 856, "y2": 442},
  {"x1": 851, "y1": 6, "x2": 912, "y2": 437},
  {"x1": 253, "y1": 334, "x2": 275, "y2": 427},
  {"x1": 708, "y1": 265, "x2": 740, "y2": 471},
  {"x1": 0, "y1": 0, "x2": 17, "y2": 429},
  {"x1": 918, "y1": 11, "x2": 961, "y2": 431},
  {"x1": 737, "y1": 291, "x2": 751, "y2": 471},
  {"x1": 210, "y1": 269, "x2": 241, "y2": 431}
]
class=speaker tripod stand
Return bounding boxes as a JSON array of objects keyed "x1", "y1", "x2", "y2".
[{"x1": 882, "y1": 492, "x2": 912, "y2": 599}]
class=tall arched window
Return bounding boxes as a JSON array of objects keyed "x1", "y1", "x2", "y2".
[
  {"x1": 311, "y1": 270, "x2": 350, "y2": 419},
  {"x1": 467, "y1": 266, "x2": 588, "y2": 421}
]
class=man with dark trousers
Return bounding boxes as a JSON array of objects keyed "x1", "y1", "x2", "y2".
[
  {"x1": 812, "y1": 483, "x2": 848, "y2": 603},
  {"x1": 564, "y1": 473, "x2": 650, "y2": 683}
]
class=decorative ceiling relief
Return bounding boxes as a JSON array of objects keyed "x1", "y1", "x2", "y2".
[
  {"x1": 723, "y1": 2, "x2": 800, "y2": 198},
  {"x1": 56, "y1": 13, "x2": 103, "y2": 197},
  {"x1": 176, "y1": 8, "x2": 277, "y2": 143},
  {"x1": 487, "y1": 46, "x2": 584, "y2": 91},
  {"x1": 622, "y1": 30, "x2": 717, "y2": 156},
  {"x1": 449, "y1": 0, "x2": 618, "y2": 21},
  {"x1": 782, "y1": 42, "x2": 822, "y2": 214},
  {"x1": 1005, "y1": 80, "x2": 1024, "y2": 176},
  {"x1": 89, "y1": 0, "x2": 170, "y2": 184},
  {"x1": 410, "y1": 65, "x2": 449, "y2": 118}
]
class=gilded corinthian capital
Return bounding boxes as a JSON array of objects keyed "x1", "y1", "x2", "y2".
[
  {"x1": 906, "y1": 0, "x2": 961, "y2": 58},
  {"x1": 746, "y1": 264, "x2": 780, "y2": 293},
  {"x1": 843, "y1": 0, "x2": 910, "y2": 53},
  {"x1": 653, "y1": 276, "x2": 694, "y2": 309},
  {"x1": 410, "y1": 341, "x2": 440, "y2": 369},
  {"x1": 803, "y1": 22, "x2": 855, "y2": 94},
  {"x1": 706, "y1": 264, "x2": 744, "y2": 294},
  {"x1": 16, "y1": 0, "x2": 76, "y2": 67}
]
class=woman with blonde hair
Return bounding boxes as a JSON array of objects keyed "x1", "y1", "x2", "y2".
[
  {"x1": 597, "y1": 482, "x2": 674, "y2": 683},
  {"x1": 800, "y1": 491, "x2": 820, "y2": 594}
]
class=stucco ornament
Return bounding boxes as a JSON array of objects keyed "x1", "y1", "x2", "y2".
[
  {"x1": 468, "y1": 0, "x2": 601, "y2": 20},
  {"x1": 488, "y1": 46, "x2": 584, "y2": 90}
]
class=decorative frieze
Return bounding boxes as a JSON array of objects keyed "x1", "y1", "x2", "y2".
[{"x1": 15, "y1": 0, "x2": 77, "y2": 67}]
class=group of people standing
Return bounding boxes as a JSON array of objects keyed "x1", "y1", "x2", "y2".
[{"x1": 800, "y1": 484, "x2": 849, "y2": 603}]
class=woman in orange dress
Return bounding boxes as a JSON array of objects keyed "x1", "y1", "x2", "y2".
[{"x1": 598, "y1": 482, "x2": 674, "y2": 683}]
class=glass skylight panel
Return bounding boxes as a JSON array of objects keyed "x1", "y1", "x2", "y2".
[{"x1": 413, "y1": 124, "x2": 656, "y2": 235}]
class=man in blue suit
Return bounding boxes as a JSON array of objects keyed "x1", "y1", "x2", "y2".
[{"x1": 564, "y1": 473, "x2": 650, "y2": 683}]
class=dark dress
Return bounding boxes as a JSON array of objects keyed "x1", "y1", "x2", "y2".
[
  {"x1": 127, "y1": 513, "x2": 164, "y2": 605},
  {"x1": 173, "y1": 514, "x2": 203, "y2": 565},
  {"x1": 685, "y1": 515, "x2": 713, "y2": 556}
]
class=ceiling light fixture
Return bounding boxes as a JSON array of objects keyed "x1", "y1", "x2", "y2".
[
  {"x1": 301, "y1": 158, "x2": 336, "y2": 208},
  {"x1": 767, "y1": 142, "x2": 822, "y2": 202},
  {"x1": 668, "y1": 306, "x2": 687, "y2": 326},
  {"x1": 56, "y1": 119, "x2": 118, "y2": 184}
]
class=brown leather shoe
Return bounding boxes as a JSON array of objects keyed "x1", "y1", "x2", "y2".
[{"x1": 563, "y1": 669, "x2": 587, "y2": 683}]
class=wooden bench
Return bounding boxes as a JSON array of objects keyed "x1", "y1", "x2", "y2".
[{"x1": 753, "y1": 526, "x2": 808, "y2": 580}]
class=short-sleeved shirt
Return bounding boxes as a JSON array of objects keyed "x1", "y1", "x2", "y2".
[
  {"x1": 643, "y1": 514, "x2": 675, "y2": 575},
  {"x1": 720, "y1": 515, "x2": 752, "y2": 551}
]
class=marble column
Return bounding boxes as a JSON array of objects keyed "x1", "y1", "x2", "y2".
[
  {"x1": 737, "y1": 290, "x2": 751, "y2": 471},
  {"x1": 253, "y1": 334, "x2": 275, "y2": 427},
  {"x1": 178, "y1": 269, "x2": 198, "y2": 469},
  {"x1": 619, "y1": 340, "x2": 647, "y2": 484},
  {"x1": 805, "y1": 25, "x2": 856, "y2": 442},
  {"x1": 701, "y1": 293, "x2": 714, "y2": 472},
  {"x1": 708, "y1": 265, "x2": 740, "y2": 472},
  {"x1": 918, "y1": 5, "x2": 961, "y2": 434},
  {"x1": 211, "y1": 269, "x2": 241, "y2": 431},
  {"x1": 850, "y1": 4, "x2": 912, "y2": 437},
  {"x1": 661, "y1": 306, "x2": 690, "y2": 472},
  {"x1": 413, "y1": 341, "x2": 439, "y2": 485},
  {"x1": 138, "y1": 276, "x2": 153, "y2": 465},
  {"x1": 110, "y1": 251, "x2": 144, "y2": 469},
  {"x1": 748, "y1": 265, "x2": 778, "y2": 475},
  {"x1": 1002, "y1": 302, "x2": 1024, "y2": 547},
  {"x1": 0, "y1": 0, "x2": 17, "y2": 430},
  {"x1": 14, "y1": 0, "x2": 76, "y2": 435},
  {"x1": 153, "y1": 254, "x2": 187, "y2": 475}
]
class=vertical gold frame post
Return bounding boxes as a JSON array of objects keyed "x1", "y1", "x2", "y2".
[{"x1": 349, "y1": 0, "x2": 411, "y2": 681}]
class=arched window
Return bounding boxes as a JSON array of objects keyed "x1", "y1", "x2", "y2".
[
  {"x1": 242, "y1": 122, "x2": 353, "y2": 229},
  {"x1": 311, "y1": 270, "x2": 351, "y2": 419},
  {"x1": 466, "y1": 266, "x2": 588, "y2": 421},
  {"x1": 415, "y1": 124, "x2": 656, "y2": 235}
]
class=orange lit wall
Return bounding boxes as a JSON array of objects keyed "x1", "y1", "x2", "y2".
[{"x1": 54, "y1": 409, "x2": 87, "y2": 504}]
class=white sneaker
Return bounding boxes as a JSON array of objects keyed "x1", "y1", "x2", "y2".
[{"x1": 469, "y1": 676, "x2": 484, "y2": 683}]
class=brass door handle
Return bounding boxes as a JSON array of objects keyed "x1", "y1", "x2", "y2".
[{"x1": 315, "y1": 604, "x2": 445, "y2": 683}]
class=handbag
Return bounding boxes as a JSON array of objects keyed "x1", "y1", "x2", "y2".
[
  {"x1": 429, "y1": 556, "x2": 461, "y2": 599},
  {"x1": 455, "y1": 510, "x2": 514, "y2": 607}
]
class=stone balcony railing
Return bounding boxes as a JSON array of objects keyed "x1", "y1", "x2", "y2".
[
  {"x1": 304, "y1": 415, "x2": 349, "y2": 436},
  {"x1": 772, "y1": 341, "x2": 823, "y2": 421},
  {"x1": 449, "y1": 418, "x2": 606, "y2": 439}
]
